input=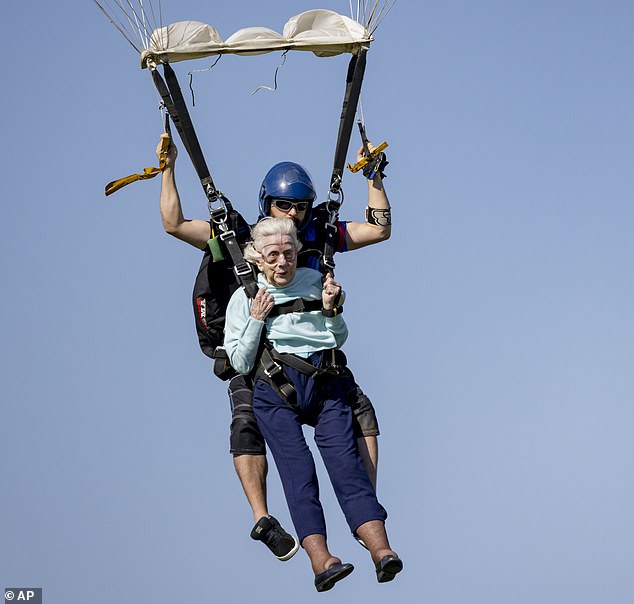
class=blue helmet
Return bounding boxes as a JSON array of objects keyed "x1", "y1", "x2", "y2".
[{"x1": 258, "y1": 162, "x2": 317, "y2": 227}]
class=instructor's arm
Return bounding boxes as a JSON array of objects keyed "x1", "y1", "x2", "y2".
[
  {"x1": 344, "y1": 143, "x2": 391, "y2": 251},
  {"x1": 158, "y1": 135, "x2": 211, "y2": 250}
]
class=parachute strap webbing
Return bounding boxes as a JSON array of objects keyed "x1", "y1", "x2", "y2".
[
  {"x1": 151, "y1": 61, "x2": 259, "y2": 299},
  {"x1": 268, "y1": 298, "x2": 323, "y2": 316},
  {"x1": 323, "y1": 49, "x2": 368, "y2": 273},
  {"x1": 104, "y1": 134, "x2": 169, "y2": 196},
  {"x1": 257, "y1": 342, "x2": 340, "y2": 406},
  {"x1": 153, "y1": 63, "x2": 219, "y2": 199},
  {"x1": 220, "y1": 226, "x2": 260, "y2": 299},
  {"x1": 329, "y1": 50, "x2": 368, "y2": 196}
]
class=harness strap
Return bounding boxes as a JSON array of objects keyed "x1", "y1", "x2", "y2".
[
  {"x1": 219, "y1": 227, "x2": 260, "y2": 299},
  {"x1": 256, "y1": 342, "x2": 341, "y2": 407},
  {"x1": 258, "y1": 345, "x2": 301, "y2": 405},
  {"x1": 159, "y1": 63, "x2": 219, "y2": 199},
  {"x1": 151, "y1": 62, "x2": 259, "y2": 300},
  {"x1": 329, "y1": 50, "x2": 368, "y2": 196},
  {"x1": 268, "y1": 298, "x2": 323, "y2": 316},
  {"x1": 323, "y1": 49, "x2": 368, "y2": 273}
]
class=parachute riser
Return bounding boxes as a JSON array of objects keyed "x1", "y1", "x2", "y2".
[
  {"x1": 147, "y1": 59, "x2": 254, "y2": 294},
  {"x1": 322, "y1": 49, "x2": 368, "y2": 274},
  {"x1": 148, "y1": 60, "x2": 226, "y2": 209},
  {"x1": 329, "y1": 49, "x2": 367, "y2": 196}
]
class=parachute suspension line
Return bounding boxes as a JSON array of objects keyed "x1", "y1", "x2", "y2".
[
  {"x1": 91, "y1": 0, "x2": 144, "y2": 52},
  {"x1": 123, "y1": 0, "x2": 164, "y2": 49},
  {"x1": 365, "y1": 0, "x2": 381, "y2": 30},
  {"x1": 252, "y1": 50, "x2": 289, "y2": 95},
  {"x1": 110, "y1": 0, "x2": 152, "y2": 47},
  {"x1": 348, "y1": 0, "x2": 360, "y2": 22},
  {"x1": 148, "y1": 0, "x2": 169, "y2": 48},
  {"x1": 92, "y1": 0, "x2": 167, "y2": 52},
  {"x1": 140, "y1": 0, "x2": 164, "y2": 47},
  {"x1": 366, "y1": 0, "x2": 399, "y2": 34},
  {"x1": 358, "y1": 0, "x2": 368, "y2": 27},
  {"x1": 188, "y1": 55, "x2": 222, "y2": 107},
  {"x1": 131, "y1": 0, "x2": 151, "y2": 49}
]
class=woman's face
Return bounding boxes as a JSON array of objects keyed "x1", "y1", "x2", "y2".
[{"x1": 255, "y1": 234, "x2": 298, "y2": 287}]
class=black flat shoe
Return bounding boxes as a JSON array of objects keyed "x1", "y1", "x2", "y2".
[
  {"x1": 375, "y1": 555, "x2": 403, "y2": 583},
  {"x1": 314, "y1": 562, "x2": 355, "y2": 592}
]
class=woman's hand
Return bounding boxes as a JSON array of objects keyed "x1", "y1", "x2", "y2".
[
  {"x1": 251, "y1": 287, "x2": 274, "y2": 321},
  {"x1": 322, "y1": 273, "x2": 342, "y2": 310}
]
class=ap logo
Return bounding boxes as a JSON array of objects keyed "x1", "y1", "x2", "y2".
[{"x1": 5, "y1": 589, "x2": 42, "y2": 604}]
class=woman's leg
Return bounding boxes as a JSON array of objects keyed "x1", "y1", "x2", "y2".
[
  {"x1": 314, "y1": 381, "x2": 402, "y2": 581},
  {"x1": 252, "y1": 379, "x2": 327, "y2": 543},
  {"x1": 313, "y1": 380, "x2": 387, "y2": 535}
]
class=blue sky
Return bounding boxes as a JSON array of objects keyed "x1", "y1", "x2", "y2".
[{"x1": 2, "y1": 1, "x2": 634, "y2": 603}]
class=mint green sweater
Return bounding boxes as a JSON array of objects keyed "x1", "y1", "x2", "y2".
[{"x1": 223, "y1": 268, "x2": 348, "y2": 374}]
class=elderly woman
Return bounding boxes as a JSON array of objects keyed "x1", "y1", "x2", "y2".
[{"x1": 223, "y1": 217, "x2": 402, "y2": 592}]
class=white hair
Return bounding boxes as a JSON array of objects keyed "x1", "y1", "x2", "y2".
[{"x1": 243, "y1": 217, "x2": 302, "y2": 265}]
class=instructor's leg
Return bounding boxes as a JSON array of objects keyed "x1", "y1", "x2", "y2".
[
  {"x1": 233, "y1": 454, "x2": 268, "y2": 522},
  {"x1": 357, "y1": 435, "x2": 378, "y2": 490},
  {"x1": 342, "y1": 371, "x2": 380, "y2": 490},
  {"x1": 228, "y1": 375, "x2": 298, "y2": 560},
  {"x1": 229, "y1": 375, "x2": 270, "y2": 521}
]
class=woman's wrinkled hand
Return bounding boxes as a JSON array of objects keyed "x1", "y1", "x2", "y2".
[
  {"x1": 322, "y1": 273, "x2": 341, "y2": 310},
  {"x1": 251, "y1": 286, "x2": 274, "y2": 321}
]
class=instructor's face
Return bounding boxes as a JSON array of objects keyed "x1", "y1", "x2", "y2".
[
  {"x1": 255, "y1": 234, "x2": 298, "y2": 287},
  {"x1": 269, "y1": 203, "x2": 307, "y2": 227}
]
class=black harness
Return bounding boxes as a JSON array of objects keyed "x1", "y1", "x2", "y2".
[{"x1": 256, "y1": 341, "x2": 344, "y2": 408}]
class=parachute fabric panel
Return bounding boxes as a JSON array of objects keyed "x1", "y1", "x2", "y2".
[
  {"x1": 142, "y1": 9, "x2": 372, "y2": 66},
  {"x1": 282, "y1": 9, "x2": 371, "y2": 57}
]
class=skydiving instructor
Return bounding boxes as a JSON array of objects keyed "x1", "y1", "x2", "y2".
[{"x1": 157, "y1": 132, "x2": 392, "y2": 560}]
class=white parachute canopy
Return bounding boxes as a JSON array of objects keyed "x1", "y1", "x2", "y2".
[
  {"x1": 92, "y1": 2, "x2": 399, "y2": 66},
  {"x1": 143, "y1": 10, "x2": 372, "y2": 66}
]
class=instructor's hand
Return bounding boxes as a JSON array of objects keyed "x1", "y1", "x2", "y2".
[{"x1": 156, "y1": 134, "x2": 177, "y2": 168}]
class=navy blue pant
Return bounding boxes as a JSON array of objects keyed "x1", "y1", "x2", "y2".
[{"x1": 252, "y1": 352, "x2": 387, "y2": 543}]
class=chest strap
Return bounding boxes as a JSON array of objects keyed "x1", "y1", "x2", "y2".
[{"x1": 267, "y1": 298, "x2": 323, "y2": 317}]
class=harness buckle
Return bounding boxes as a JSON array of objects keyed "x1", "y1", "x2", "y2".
[
  {"x1": 264, "y1": 361, "x2": 284, "y2": 379},
  {"x1": 326, "y1": 189, "x2": 344, "y2": 213},
  {"x1": 218, "y1": 229, "x2": 236, "y2": 242},
  {"x1": 234, "y1": 263, "x2": 253, "y2": 277},
  {"x1": 322, "y1": 256, "x2": 336, "y2": 271}
]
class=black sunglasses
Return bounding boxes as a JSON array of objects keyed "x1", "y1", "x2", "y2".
[{"x1": 270, "y1": 199, "x2": 312, "y2": 213}]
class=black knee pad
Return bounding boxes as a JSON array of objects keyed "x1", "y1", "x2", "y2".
[{"x1": 228, "y1": 374, "x2": 266, "y2": 455}]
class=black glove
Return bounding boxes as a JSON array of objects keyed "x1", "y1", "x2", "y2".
[{"x1": 362, "y1": 152, "x2": 389, "y2": 180}]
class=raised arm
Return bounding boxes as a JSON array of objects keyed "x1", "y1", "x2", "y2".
[
  {"x1": 344, "y1": 144, "x2": 392, "y2": 251},
  {"x1": 158, "y1": 135, "x2": 212, "y2": 250}
]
